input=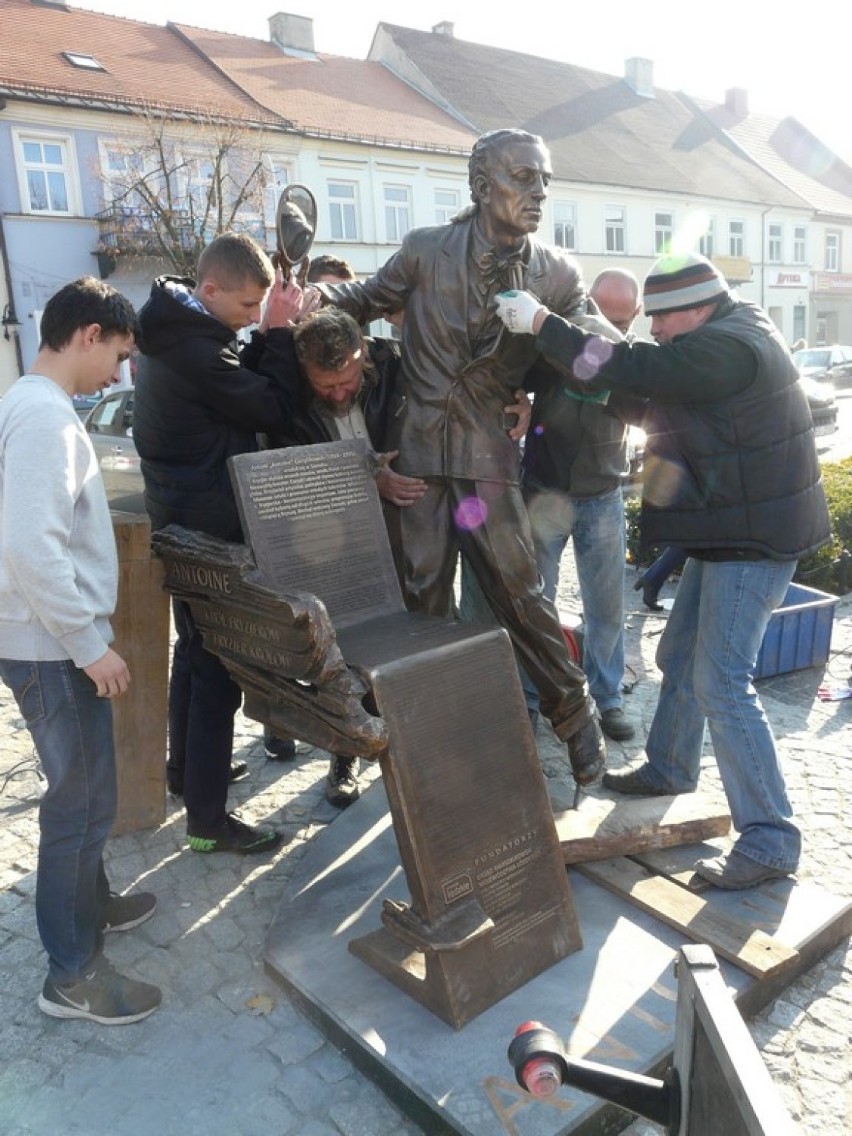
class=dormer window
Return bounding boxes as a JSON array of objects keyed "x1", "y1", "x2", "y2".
[{"x1": 62, "y1": 51, "x2": 106, "y2": 71}]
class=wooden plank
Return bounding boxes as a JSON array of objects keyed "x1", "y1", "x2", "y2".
[
  {"x1": 632, "y1": 844, "x2": 722, "y2": 889},
  {"x1": 575, "y1": 856, "x2": 799, "y2": 979},
  {"x1": 110, "y1": 512, "x2": 170, "y2": 834},
  {"x1": 551, "y1": 791, "x2": 730, "y2": 864}
]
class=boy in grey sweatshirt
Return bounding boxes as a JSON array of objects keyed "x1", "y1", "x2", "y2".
[{"x1": 0, "y1": 276, "x2": 161, "y2": 1023}]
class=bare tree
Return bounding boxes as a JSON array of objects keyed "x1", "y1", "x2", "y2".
[{"x1": 95, "y1": 110, "x2": 280, "y2": 276}]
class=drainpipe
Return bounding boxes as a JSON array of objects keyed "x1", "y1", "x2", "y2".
[
  {"x1": 760, "y1": 205, "x2": 771, "y2": 311},
  {"x1": 0, "y1": 214, "x2": 24, "y2": 376}
]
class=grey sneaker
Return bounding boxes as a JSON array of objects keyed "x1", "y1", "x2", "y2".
[
  {"x1": 694, "y1": 851, "x2": 793, "y2": 890},
  {"x1": 326, "y1": 754, "x2": 360, "y2": 809},
  {"x1": 38, "y1": 959, "x2": 161, "y2": 1025},
  {"x1": 101, "y1": 891, "x2": 157, "y2": 934}
]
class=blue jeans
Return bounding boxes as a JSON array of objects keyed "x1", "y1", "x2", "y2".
[
  {"x1": 523, "y1": 485, "x2": 627, "y2": 712},
  {"x1": 642, "y1": 558, "x2": 800, "y2": 870},
  {"x1": 0, "y1": 658, "x2": 115, "y2": 985}
]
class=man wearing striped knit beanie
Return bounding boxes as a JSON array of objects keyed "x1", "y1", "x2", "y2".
[{"x1": 494, "y1": 251, "x2": 830, "y2": 890}]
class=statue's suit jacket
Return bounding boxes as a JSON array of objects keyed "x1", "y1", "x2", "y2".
[{"x1": 321, "y1": 216, "x2": 616, "y2": 483}]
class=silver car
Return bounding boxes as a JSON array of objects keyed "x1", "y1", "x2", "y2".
[{"x1": 84, "y1": 388, "x2": 145, "y2": 511}]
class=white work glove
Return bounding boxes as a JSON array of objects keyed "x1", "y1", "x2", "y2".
[{"x1": 495, "y1": 290, "x2": 548, "y2": 335}]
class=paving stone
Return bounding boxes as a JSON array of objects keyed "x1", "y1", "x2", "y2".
[{"x1": 0, "y1": 581, "x2": 849, "y2": 1136}]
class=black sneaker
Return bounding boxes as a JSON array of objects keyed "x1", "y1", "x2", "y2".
[
  {"x1": 187, "y1": 812, "x2": 283, "y2": 855},
  {"x1": 38, "y1": 959, "x2": 161, "y2": 1025},
  {"x1": 167, "y1": 760, "x2": 249, "y2": 797},
  {"x1": 101, "y1": 891, "x2": 157, "y2": 934},
  {"x1": 263, "y1": 734, "x2": 297, "y2": 761},
  {"x1": 600, "y1": 708, "x2": 636, "y2": 742},
  {"x1": 326, "y1": 755, "x2": 360, "y2": 809}
]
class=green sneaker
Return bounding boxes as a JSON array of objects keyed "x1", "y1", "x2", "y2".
[
  {"x1": 187, "y1": 812, "x2": 283, "y2": 855},
  {"x1": 38, "y1": 959, "x2": 161, "y2": 1025}
]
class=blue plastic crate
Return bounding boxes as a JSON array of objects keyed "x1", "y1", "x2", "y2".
[{"x1": 754, "y1": 582, "x2": 836, "y2": 680}]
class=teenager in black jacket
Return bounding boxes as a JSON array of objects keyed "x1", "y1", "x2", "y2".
[{"x1": 134, "y1": 232, "x2": 315, "y2": 855}]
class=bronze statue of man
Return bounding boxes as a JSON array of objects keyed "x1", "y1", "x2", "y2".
[{"x1": 315, "y1": 128, "x2": 619, "y2": 782}]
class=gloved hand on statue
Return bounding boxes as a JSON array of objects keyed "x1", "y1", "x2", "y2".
[{"x1": 495, "y1": 290, "x2": 549, "y2": 335}]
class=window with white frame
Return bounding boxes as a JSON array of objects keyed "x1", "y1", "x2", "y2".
[
  {"x1": 328, "y1": 181, "x2": 358, "y2": 241},
  {"x1": 728, "y1": 219, "x2": 745, "y2": 257},
  {"x1": 384, "y1": 185, "x2": 411, "y2": 243},
  {"x1": 654, "y1": 211, "x2": 673, "y2": 254},
  {"x1": 767, "y1": 222, "x2": 783, "y2": 263},
  {"x1": 553, "y1": 201, "x2": 576, "y2": 250},
  {"x1": 98, "y1": 141, "x2": 159, "y2": 211},
  {"x1": 14, "y1": 131, "x2": 79, "y2": 215},
  {"x1": 434, "y1": 187, "x2": 460, "y2": 224},
  {"x1": 605, "y1": 205, "x2": 625, "y2": 253},
  {"x1": 825, "y1": 231, "x2": 840, "y2": 272},
  {"x1": 699, "y1": 218, "x2": 715, "y2": 259},
  {"x1": 793, "y1": 225, "x2": 807, "y2": 264}
]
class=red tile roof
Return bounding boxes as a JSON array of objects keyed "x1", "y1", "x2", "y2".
[
  {"x1": 0, "y1": 3, "x2": 475, "y2": 153},
  {"x1": 0, "y1": 0, "x2": 280, "y2": 124},
  {"x1": 172, "y1": 23, "x2": 476, "y2": 153}
]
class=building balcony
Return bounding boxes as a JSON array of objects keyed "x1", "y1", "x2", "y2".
[{"x1": 93, "y1": 204, "x2": 197, "y2": 275}]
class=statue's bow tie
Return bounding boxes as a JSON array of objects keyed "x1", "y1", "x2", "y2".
[{"x1": 475, "y1": 248, "x2": 525, "y2": 287}]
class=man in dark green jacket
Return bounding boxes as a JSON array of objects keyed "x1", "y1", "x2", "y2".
[{"x1": 495, "y1": 252, "x2": 831, "y2": 889}]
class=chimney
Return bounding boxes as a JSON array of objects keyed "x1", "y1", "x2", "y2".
[
  {"x1": 433, "y1": 21, "x2": 454, "y2": 37},
  {"x1": 624, "y1": 57, "x2": 654, "y2": 98},
  {"x1": 725, "y1": 88, "x2": 749, "y2": 116},
  {"x1": 269, "y1": 12, "x2": 315, "y2": 56}
]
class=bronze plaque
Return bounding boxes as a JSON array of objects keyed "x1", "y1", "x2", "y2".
[
  {"x1": 343, "y1": 618, "x2": 583, "y2": 1029},
  {"x1": 229, "y1": 441, "x2": 403, "y2": 628}
]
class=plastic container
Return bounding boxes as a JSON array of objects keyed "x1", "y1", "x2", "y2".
[{"x1": 754, "y1": 582, "x2": 837, "y2": 680}]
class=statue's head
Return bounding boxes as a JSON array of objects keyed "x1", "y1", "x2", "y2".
[{"x1": 466, "y1": 129, "x2": 552, "y2": 242}]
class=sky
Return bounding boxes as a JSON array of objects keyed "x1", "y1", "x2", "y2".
[{"x1": 70, "y1": 1, "x2": 851, "y2": 164}]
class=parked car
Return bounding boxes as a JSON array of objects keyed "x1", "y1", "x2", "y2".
[
  {"x1": 84, "y1": 389, "x2": 145, "y2": 511},
  {"x1": 798, "y1": 374, "x2": 839, "y2": 438},
  {"x1": 793, "y1": 345, "x2": 852, "y2": 388},
  {"x1": 72, "y1": 392, "x2": 103, "y2": 419}
]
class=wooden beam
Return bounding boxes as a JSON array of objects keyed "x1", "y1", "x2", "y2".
[
  {"x1": 575, "y1": 857, "x2": 799, "y2": 979},
  {"x1": 551, "y1": 792, "x2": 730, "y2": 864}
]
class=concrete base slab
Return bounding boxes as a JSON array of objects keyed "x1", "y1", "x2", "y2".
[{"x1": 265, "y1": 782, "x2": 852, "y2": 1136}]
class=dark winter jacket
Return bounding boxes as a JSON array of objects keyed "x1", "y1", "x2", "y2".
[
  {"x1": 522, "y1": 358, "x2": 645, "y2": 497},
  {"x1": 536, "y1": 297, "x2": 831, "y2": 560},
  {"x1": 133, "y1": 277, "x2": 297, "y2": 542}
]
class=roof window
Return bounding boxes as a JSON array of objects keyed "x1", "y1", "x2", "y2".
[{"x1": 62, "y1": 51, "x2": 106, "y2": 71}]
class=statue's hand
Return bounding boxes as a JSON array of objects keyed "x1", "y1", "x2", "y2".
[{"x1": 495, "y1": 290, "x2": 548, "y2": 335}]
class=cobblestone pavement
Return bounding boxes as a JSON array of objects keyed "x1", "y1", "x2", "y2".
[{"x1": 0, "y1": 561, "x2": 850, "y2": 1136}]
